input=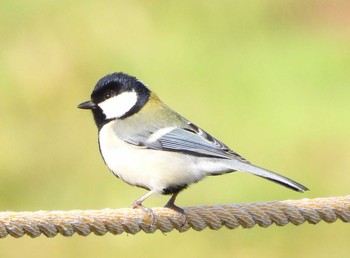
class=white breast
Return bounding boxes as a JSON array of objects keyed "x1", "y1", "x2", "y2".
[{"x1": 98, "y1": 122, "x2": 232, "y2": 193}]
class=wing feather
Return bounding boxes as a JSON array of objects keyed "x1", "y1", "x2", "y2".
[{"x1": 141, "y1": 122, "x2": 248, "y2": 161}]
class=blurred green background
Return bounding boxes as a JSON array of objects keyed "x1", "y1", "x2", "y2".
[{"x1": 1, "y1": 0, "x2": 349, "y2": 257}]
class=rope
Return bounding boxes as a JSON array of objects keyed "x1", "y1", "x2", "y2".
[{"x1": 0, "y1": 195, "x2": 348, "y2": 238}]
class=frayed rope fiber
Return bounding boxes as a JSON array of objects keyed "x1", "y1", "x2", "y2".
[{"x1": 0, "y1": 195, "x2": 349, "y2": 238}]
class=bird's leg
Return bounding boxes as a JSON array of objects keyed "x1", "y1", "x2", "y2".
[
  {"x1": 130, "y1": 190, "x2": 155, "y2": 226},
  {"x1": 130, "y1": 190, "x2": 155, "y2": 208},
  {"x1": 164, "y1": 192, "x2": 185, "y2": 214},
  {"x1": 164, "y1": 192, "x2": 187, "y2": 227}
]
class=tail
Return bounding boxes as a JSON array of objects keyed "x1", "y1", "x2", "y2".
[{"x1": 228, "y1": 159, "x2": 309, "y2": 192}]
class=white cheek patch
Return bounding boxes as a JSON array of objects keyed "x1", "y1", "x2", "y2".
[{"x1": 98, "y1": 91, "x2": 138, "y2": 119}]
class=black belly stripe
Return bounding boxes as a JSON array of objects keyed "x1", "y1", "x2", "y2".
[{"x1": 162, "y1": 184, "x2": 188, "y2": 195}]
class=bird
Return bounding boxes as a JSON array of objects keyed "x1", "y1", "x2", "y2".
[{"x1": 78, "y1": 72, "x2": 308, "y2": 212}]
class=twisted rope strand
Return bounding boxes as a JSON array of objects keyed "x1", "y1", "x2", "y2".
[{"x1": 0, "y1": 195, "x2": 348, "y2": 238}]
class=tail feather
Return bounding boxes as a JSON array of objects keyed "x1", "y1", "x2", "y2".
[{"x1": 229, "y1": 159, "x2": 309, "y2": 192}]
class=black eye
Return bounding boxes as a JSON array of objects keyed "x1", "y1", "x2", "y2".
[{"x1": 104, "y1": 92, "x2": 111, "y2": 99}]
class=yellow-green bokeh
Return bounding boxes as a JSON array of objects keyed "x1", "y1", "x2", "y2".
[{"x1": 1, "y1": 1, "x2": 349, "y2": 257}]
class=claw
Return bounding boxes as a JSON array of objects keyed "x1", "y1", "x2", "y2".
[
  {"x1": 130, "y1": 191, "x2": 156, "y2": 227},
  {"x1": 131, "y1": 203, "x2": 155, "y2": 227}
]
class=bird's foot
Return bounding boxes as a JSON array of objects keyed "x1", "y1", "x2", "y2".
[
  {"x1": 130, "y1": 202, "x2": 155, "y2": 227},
  {"x1": 164, "y1": 201, "x2": 187, "y2": 227}
]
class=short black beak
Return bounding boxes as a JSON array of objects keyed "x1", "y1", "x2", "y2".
[{"x1": 77, "y1": 100, "x2": 96, "y2": 110}]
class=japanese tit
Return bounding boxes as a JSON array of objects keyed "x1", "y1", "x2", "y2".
[{"x1": 78, "y1": 72, "x2": 308, "y2": 211}]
